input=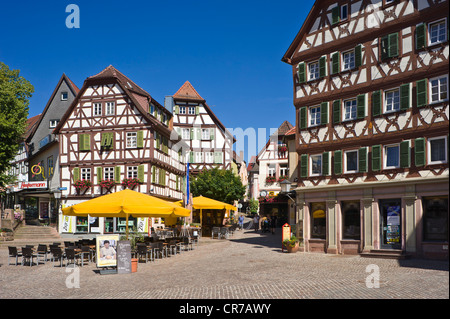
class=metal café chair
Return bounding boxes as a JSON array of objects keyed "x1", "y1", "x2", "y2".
[
  {"x1": 80, "y1": 245, "x2": 91, "y2": 266},
  {"x1": 51, "y1": 247, "x2": 64, "y2": 267},
  {"x1": 21, "y1": 247, "x2": 37, "y2": 267},
  {"x1": 211, "y1": 227, "x2": 221, "y2": 239},
  {"x1": 8, "y1": 246, "x2": 22, "y2": 266},
  {"x1": 37, "y1": 244, "x2": 49, "y2": 264}
]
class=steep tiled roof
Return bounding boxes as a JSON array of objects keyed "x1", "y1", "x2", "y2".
[
  {"x1": 276, "y1": 121, "x2": 294, "y2": 136},
  {"x1": 285, "y1": 126, "x2": 296, "y2": 136},
  {"x1": 24, "y1": 114, "x2": 41, "y2": 139},
  {"x1": 173, "y1": 81, "x2": 204, "y2": 101}
]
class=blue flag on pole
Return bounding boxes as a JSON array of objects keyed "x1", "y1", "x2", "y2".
[{"x1": 186, "y1": 162, "x2": 190, "y2": 205}]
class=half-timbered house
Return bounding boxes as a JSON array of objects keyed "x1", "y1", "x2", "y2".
[
  {"x1": 54, "y1": 65, "x2": 188, "y2": 235},
  {"x1": 282, "y1": 0, "x2": 449, "y2": 259},
  {"x1": 169, "y1": 81, "x2": 235, "y2": 175}
]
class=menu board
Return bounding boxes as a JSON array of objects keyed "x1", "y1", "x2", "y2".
[{"x1": 117, "y1": 241, "x2": 132, "y2": 274}]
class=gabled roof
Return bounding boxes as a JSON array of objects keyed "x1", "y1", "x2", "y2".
[
  {"x1": 285, "y1": 126, "x2": 296, "y2": 136},
  {"x1": 281, "y1": 0, "x2": 320, "y2": 64},
  {"x1": 172, "y1": 81, "x2": 236, "y2": 143},
  {"x1": 256, "y1": 121, "x2": 293, "y2": 160},
  {"x1": 24, "y1": 114, "x2": 41, "y2": 139},
  {"x1": 173, "y1": 81, "x2": 205, "y2": 101},
  {"x1": 26, "y1": 74, "x2": 79, "y2": 143}
]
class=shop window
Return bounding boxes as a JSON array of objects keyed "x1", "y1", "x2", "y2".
[
  {"x1": 310, "y1": 202, "x2": 326, "y2": 239},
  {"x1": 423, "y1": 197, "x2": 448, "y2": 242},
  {"x1": 341, "y1": 201, "x2": 361, "y2": 240}
]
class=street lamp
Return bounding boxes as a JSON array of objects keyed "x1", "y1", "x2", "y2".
[{"x1": 279, "y1": 180, "x2": 300, "y2": 239}]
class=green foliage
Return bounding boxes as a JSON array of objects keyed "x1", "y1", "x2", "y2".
[
  {"x1": 249, "y1": 198, "x2": 259, "y2": 213},
  {"x1": 282, "y1": 235, "x2": 300, "y2": 247},
  {"x1": 0, "y1": 62, "x2": 34, "y2": 187},
  {"x1": 190, "y1": 167, "x2": 246, "y2": 204}
]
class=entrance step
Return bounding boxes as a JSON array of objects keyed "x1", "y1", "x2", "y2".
[
  {"x1": 0, "y1": 225, "x2": 62, "y2": 249},
  {"x1": 360, "y1": 249, "x2": 410, "y2": 260}
]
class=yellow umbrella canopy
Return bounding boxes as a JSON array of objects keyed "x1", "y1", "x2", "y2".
[
  {"x1": 176, "y1": 196, "x2": 237, "y2": 211},
  {"x1": 63, "y1": 189, "x2": 191, "y2": 218}
]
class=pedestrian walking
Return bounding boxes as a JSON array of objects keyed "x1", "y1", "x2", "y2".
[
  {"x1": 238, "y1": 214, "x2": 244, "y2": 230},
  {"x1": 253, "y1": 214, "x2": 260, "y2": 232},
  {"x1": 270, "y1": 215, "x2": 277, "y2": 234}
]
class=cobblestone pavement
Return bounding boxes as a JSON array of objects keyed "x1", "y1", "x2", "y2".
[{"x1": 0, "y1": 226, "x2": 448, "y2": 300}]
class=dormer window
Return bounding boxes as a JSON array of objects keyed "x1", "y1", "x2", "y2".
[
  {"x1": 49, "y1": 120, "x2": 59, "y2": 128},
  {"x1": 61, "y1": 92, "x2": 68, "y2": 101}
]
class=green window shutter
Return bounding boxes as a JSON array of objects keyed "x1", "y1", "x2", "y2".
[
  {"x1": 416, "y1": 79, "x2": 428, "y2": 108},
  {"x1": 214, "y1": 152, "x2": 223, "y2": 164},
  {"x1": 414, "y1": 138, "x2": 426, "y2": 167},
  {"x1": 388, "y1": 32, "x2": 399, "y2": 58},
  {"x1": 190, "y1": 128, "x2": 194, "y2": 140},
  {"x1": 79, "y1": 134, "x2": 90, "y2": 151},
  {"x1": 196, "y1": 128, "x2": 201, "y2": 140},
  {"x1": 189, "y1": 151, "x2": 194, "y2": 163},
  {"x1": 176, "y1": 176, "x2": 179, "y2": 190},
  {"x1": 299, "y1": 107, "x2": 307, "y2": 129},
  {"x1": 319, "y1": 56, "x2": 326, "y2": 78},
  {"x1": 73, "y1": 167, "x2": 80, "y2": 182},
  {"x1": 152, "y1": 166, "x2": 156, "y2": 183},
  {"x1": 321, "y1": 102, "x2": 328, "y2": 125},
  {"x1": 380, "y1": 35, "x2": 389, "y2": 60},
  {"x1": 155, "y1": 132, "x2": 160, "y2": 149},
  {"x1": 300, "y1": 154, "x2": 308, "y2": 178},
  {"x1": 137, "y1": 130, "x2": 144, "y2": 148},
  {"x1": 210, "y1": 128, "x2": 215, "y2": 140},
  {"x1": 138, "y1": 165, "x2": 144, "y2": 183},
  {"x1": 359, "y1": 147, "x2": 367, "y2": 173},
  {"x1": 355, "y1": 45, "x2": 362, "y2": 67},
  {"x1": 195, "y1": 106, "x2": 199, "y2": 115},
  {"x1": 400, "y1": 83, "x2": 410, "y2": 110},
  {"x1": 331, "y1": 6, "x2": 340, "y2": 25},
  {"x1": 108, "y1": 133, "x2": 114, "y2": 149},
  {"x1": 322, "y1": 152, "x2": 329, "y2": 176},
  {"x1": 357, "y1": 94, "x2": 366, "y2": 119},
  {"x1": 297, "y1": 62, "x2": 306, "y2": 84},
  {"x1": 331, "y1": 52, "x2": 340, "y2": 75},
  {"x1": 372, "y1": 145, "x2": 381, "y2": 171},
  {"x1": 174, "y1": 105, "x2": 179, "y2": 114},
  {"x1": 334, "y1": 150, "x2": 342, "y2": 175},
  {"x1": 372, "y1": 90, "x2": 382, "y2": 117},
  {"x1": 415, "y1": 23, "x2": 426, "y2": 50},
  {"x1": 101, "y1": 133, "x2": 107, "y2": 147},
  {"x1": 96, "y1": 167, "x2": 103, "y2": 184},
  {"x1": 400, "y1": 141, "x2": 410, "y2": 168},
  {"x1": 114, "y1": 166, "x2": 121, "y2": 183},
  {"x1": 333, "y1": 100, "x2": 341, "y2": 124}
]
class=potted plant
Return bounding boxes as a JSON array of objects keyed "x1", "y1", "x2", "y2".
[
  {"x1": 278, "y1": 145, "x2": 287, "y2": 153},
  {"x1": 278, "y1": 175, "x2": 289, "y2": 183},
  {"x1": 98, "y1": 179, "x2": 116, "y2": 193},
  {"x1": 74, "y1": 179, "x2": 92, "y2": 194},
  {"x1": 283, "y1": 235, "x2": 300, "y2": 253},
  {"x1": 265, "y1": 176, "x2": 276, "y2": 184}
]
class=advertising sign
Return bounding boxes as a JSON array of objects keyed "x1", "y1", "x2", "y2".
[
  {"x1": 96, "y1": 235, "x2": 119, "y2": 268},
  {"x1": 386, "y1": 205, "x2": 400, "y2": 245},
  {"x1": 117, "y1": 241, "x2": 132, "y2": 274}
]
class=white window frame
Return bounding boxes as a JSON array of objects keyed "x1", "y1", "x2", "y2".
[
  {"x1": 268, "y1": 166, "x2": 275, "y2": 177},
  {"x1": 181, "y1": 128, "x2": 190, "y2": 140},
  {"x1": 343, "y1": 98, "x2": 357, "y2": 121},
  {"x1": 205, "y1": 152, "x2": 214, "y2": 164},
  {"x1": 429, "y1": 75, "x2": 448, "y2": 104},
  {"x1": 104, "y1": 167, "x2": 114, "y2": 180},
  {"x1": 308, "y1": 61, "x2": 320, "y2": 81},
  {"x1": 126, "y1": 132, "x2": 137, "y2": 148},
  {"x1": 341, "y1": 4, "x2": 348, "y2": 21},
  {"x1": 105, "y1": 102, "x2": 115, "y2": 116},
  {"x1": 384, "y1": 144, "x2": 400, "y2": 169},
  {"x1": 188, "y1": 106, "x2": 196, "y2": 115},
  {"x1": 310, "y1": 154, "x2": 322, "y2": 176},
  {"x1": 279, "y1": 164, "x2": 289, "y2": 177},
  {"x1": 428, "y1": 19, "x2": 447, "y2": 46},
  {"x1": 195, "y1": 151, "x2": 204, "y2": 163},
  {"x1": 127, "y1": 166, "x2": 138, "y2": 179},
  {"x1": 179, "y1": 106, "x2": 186, "y2": 114},
  {"x1": 93, "y1": 103, "x2": 102, "y2": 116},
  {"x1": 384, "y1": 88, "x2": 401, "y2": 113},
  {"x1": 428, "y1": 136, "x2": 448, "y2": 165},
  {"x1": 201, "y1": 129, "x2": 210, "y2": 140},
  {"x1": 61, "y1": 92, "x2": 68, "y2": 101},
  {"x1": 344, "y1": 150, "x2": 359, "y2": 173},
  {"x1": 49, "y1": 120, "x2": 59, "y2": 128},
  {"x1": 309, "y1": 105, "x2": 321, "y2": 127},
  {"x1": 342, "y1": 49, "x2": 355, "y2": 71},
  {"x1": 81, "y1": 168, "x2": 91, "y2": 181}
]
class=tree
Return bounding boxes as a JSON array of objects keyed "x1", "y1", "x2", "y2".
[
  {"x1": 0, "y1": 62, "x2": 34, "y2": 187},
  {"x1": 249, "y1": 198, "x2": 259, "y2": 213},
  {"x1": 190, "y1": 167, "x2": 246, "y2": 204}
]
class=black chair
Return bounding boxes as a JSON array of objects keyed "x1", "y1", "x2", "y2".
[
  {"x1": 65, "y1": 248, "x2": 81, "y2": 266},
  {"x1": 211, "y1": 227, "x2": 221, "y2": 239},
  {"x1": 166, "y1": 239, "x2": 179, "y2": 256},
  {"x1": 8, "y1": 246, "x2": 22, "y2": 266},
  {"x1": 136, "y1": 244, "x2": 150, "y2": 263},
  {"x1": 51, "y1": 247, "x2": 64, "y2": 267},
  {"x1": 181, "y1": 237, "x2": 193, "y2": 251},
  {"x1": 220, "y1": 227, "x2": 229, "y2": 239},
  {"x1": 152, "y1": 242, "x2": 165, "y2": 259},
  {"x1": 21, "y1": 247, "x2": 37, "y2": 267},
  {"x1": 191, "y1": 234, "x2": 199, "y2": 248},
  {"x1": 37, "y1": 244, "x2": 48, "y2": 264}
]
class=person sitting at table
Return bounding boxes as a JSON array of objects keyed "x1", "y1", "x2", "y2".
[{"x1": 100, "y1": 240, "x2": 116, "y2": 260}]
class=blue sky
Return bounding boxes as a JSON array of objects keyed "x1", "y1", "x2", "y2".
[{"x1": 0, "y1": 0, "x2": 313, "y2": 162}]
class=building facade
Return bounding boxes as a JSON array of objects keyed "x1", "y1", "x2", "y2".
[
  {"x1": 54, "y1": 66, "x2": 188, "y2": 235},
  {"x1": 169, "y1": 81, "x2": 235, "y2": 175},
  {"x1": 282, "y1": 0, "x2": 449, "y2": 259}
]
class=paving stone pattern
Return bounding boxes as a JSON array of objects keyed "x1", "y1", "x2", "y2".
[{"x1": 0, "y1": 226, "x2": 448, "y2": 299}]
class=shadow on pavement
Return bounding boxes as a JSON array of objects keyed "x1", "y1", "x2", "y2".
[
  {"x1": 397, "y1": 258, "x2": 449, "y2": 271},
  {"x1": 230, "y1": 228, "x2": 284, "y2": 253}
]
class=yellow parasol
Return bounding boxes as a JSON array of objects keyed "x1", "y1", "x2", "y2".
[{"x1": 62, "y1": 189, "x2": 191, "y2": 238}]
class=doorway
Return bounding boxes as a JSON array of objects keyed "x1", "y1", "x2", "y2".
[{"x1": 379, "y1": 199, "x2": 402, "y2": 249}]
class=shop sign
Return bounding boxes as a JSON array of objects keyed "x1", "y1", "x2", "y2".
[
  {"x1": 96, "y1": 235, "x2": 119, "y2": 268},
  {"x1": 18, "y1": 181, "x2": 48, "y2": 189}
]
